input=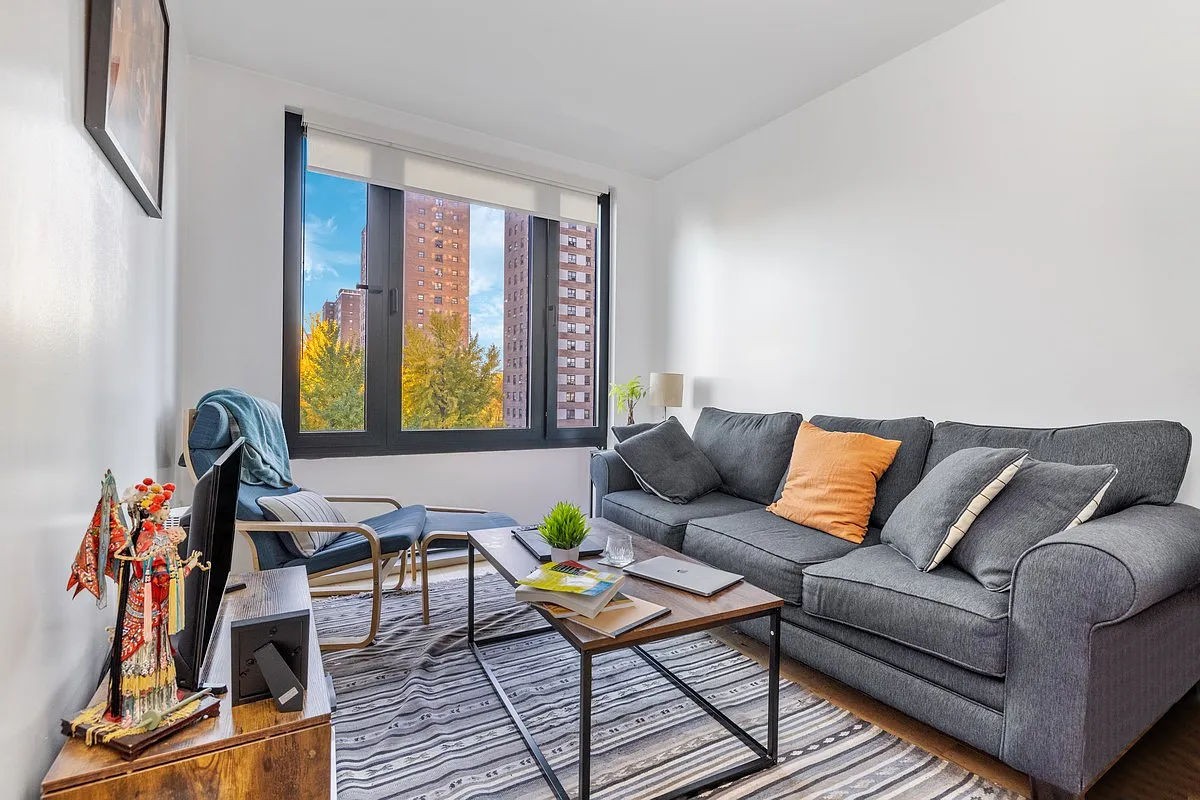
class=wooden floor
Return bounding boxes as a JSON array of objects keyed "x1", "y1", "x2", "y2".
[{"x1": 345, "y1": 560, "x2": 1200, "y2": 800}]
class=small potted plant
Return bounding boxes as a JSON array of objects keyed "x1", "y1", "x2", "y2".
[
  {"x1": 610, "y1": 376, "x2": 648, "y2": 425},
  {"x1": 538, "y1": 501, "x2": 591, "y2": 562}
]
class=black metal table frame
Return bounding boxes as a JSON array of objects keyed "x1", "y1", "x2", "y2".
[{"x1": 466, "y1": 543, "x2": 782, "y2": 800}]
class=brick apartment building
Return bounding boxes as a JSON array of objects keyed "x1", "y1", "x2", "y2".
[
  {"x1": 501, "y1": 213, "x2": 597, "y2": 429},
  {"x1": 403, "y1": 192, "x2": 470, "y2": 338}
]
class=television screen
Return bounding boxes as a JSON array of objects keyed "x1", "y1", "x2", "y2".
[{"x1": 173, "y1": 437, "x2": 245, "y2": 690}]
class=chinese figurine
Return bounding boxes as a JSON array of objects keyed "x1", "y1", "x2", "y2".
[{"x1": 66, "y1": 472, "x2": 208, "y2": 740}]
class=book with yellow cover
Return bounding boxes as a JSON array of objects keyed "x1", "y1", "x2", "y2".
[
  {"x1": 516, "y1": 560, "x2": 624, "y2": 597},
  {"x1": 568, "y1": 597, "x2": 670, "y2": 638}
]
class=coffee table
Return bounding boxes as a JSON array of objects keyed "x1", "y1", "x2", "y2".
[{"x1": 466, "y1": 518, "x2": 784, "y2": 800}]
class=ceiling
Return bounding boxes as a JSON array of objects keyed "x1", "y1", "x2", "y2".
[{"x1": 189, "y1": 0, "x2": 1004, "y2": 178}]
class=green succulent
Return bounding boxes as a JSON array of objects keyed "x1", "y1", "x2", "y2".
[{"x1": 538, "y1": 501, "x2": 591, "y2": 550}]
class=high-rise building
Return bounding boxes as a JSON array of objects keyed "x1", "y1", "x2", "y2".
[
  {"x1": 555, "y1": 222, "x2": 597, "y2": 427},
  {"x1": 502, "y1": 212, "x2": 530, "y2": 428},
  {"x1": 501, "y1": 216, "x2": 598, "y2": 429},
  {"x1": 403, "y1": 192, "x2": 470, "y2": 340}
]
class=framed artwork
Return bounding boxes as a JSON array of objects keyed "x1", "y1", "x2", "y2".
[{"x1": 84, "y1": 0, "x2": 170, "y2": 218}]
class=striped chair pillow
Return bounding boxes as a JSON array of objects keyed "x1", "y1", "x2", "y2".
[{"x1": 257, "y1": 491, "x2": 347, "y2": 558}]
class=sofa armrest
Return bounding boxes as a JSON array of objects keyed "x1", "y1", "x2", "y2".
[
  {"x1": 590, "y1": 450, "x2": 639, "y2": 510},
  {"x1": 1003, "y1": 503, "x2": 1200, "y2": 794}
]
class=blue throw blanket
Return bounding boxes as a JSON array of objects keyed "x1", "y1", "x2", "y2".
[{"x1": 196, "y1": 389, "x2": 293, "y2": 488}]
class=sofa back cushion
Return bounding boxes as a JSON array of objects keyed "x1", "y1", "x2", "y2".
[
  {"x1": 924, "y1": 420, "x2": 1191, "y2": 517},
  {"x1": 808, "y1": 415, "x2": 934, "y2": 528},
  {"x1": 613, "y1": 416, "x2": 722, "y2": 504},
  {"x1": 693, "y1": 408, "x2": 803, "y2": 505}
]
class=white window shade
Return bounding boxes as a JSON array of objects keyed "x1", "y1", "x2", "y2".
[{"x1": 305, "y1": 124, "x2": 600, "y2": 226}]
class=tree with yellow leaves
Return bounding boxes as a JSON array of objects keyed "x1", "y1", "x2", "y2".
[
  {"x1": 299, "y1": 313, "x2": 365, "y2": 431},
  {"x1": 402, "y1": 313, "x2": 503, "y2": 430}
]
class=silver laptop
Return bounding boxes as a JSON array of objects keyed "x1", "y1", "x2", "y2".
[{"x1": 623, "y1": 556, "x2": 743, "y2": 597}]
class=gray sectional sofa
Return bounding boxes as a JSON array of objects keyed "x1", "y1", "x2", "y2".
[{"x1": 590, "y1": 410, "x2": 1200, "y2": 800}]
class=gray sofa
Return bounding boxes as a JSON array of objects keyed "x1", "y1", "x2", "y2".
[{"x1": 590, "y1": 411, "x2": 1200, "y2": 800}]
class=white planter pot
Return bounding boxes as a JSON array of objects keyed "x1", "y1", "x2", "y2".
[{"x1": 550, "y1": 546, "x2": 580, "y2": 563}]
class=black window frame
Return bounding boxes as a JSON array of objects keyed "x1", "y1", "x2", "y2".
[{"x1": 282, "y1": 112, "x2": 610, "y2": 458}]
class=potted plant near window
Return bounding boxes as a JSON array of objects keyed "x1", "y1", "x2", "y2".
[
  {"x1": 538, "y1": 501, "x2": 591, "y2": 562},
  {"x1": 609, "y1": 377, "x2": 648, "y2": 426}
]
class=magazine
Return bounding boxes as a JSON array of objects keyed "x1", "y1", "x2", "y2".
[
  {"x1": 516, "y1": 561, "x2": 624, "y2": 597},
  {"x1": 514, "y1": 581, "x2": 625, "y2": 618}
]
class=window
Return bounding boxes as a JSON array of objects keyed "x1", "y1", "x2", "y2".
[{"x1": 283, "y1": 112, "x2": 609, "y2": 455}]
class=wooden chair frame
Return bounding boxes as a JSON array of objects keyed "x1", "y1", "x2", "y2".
[{"x1": 182, "y1": 409, "x2": 488, "y2": 650}]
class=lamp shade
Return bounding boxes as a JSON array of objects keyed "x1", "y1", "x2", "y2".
[{"x1": 648, "y1": 372, "x2": 684, "y2": 407}]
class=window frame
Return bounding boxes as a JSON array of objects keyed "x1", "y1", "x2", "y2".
[{"x1": 282, "y1": 112, "x2": 610, "y2": 458}]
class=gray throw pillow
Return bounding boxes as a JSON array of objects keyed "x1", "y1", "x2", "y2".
[
  {"x1": 882, "y1": 447, "x2": 1028, "y2": 571},
  {"x1": 950, "y1": 458, "x2": 1117, "y2": 590},
  {"x1": 613, "y1": 416, "x2": 722, "y2": 504},
  {"x1": 258, "y1": 490, "x2": 347, "y2": 557},
  {"x1": 693, "y1": 408, "x2": 803, "y2": 505},
  {"x1": 612, "y1": 421, "x2": 661, "y2": 493},
  {"x1": 613, "y1": 421, "x2": 660, "y2": 441}
]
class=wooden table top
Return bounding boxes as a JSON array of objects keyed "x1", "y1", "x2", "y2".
[
  {"x1": 469, "y1": 518, "x2": 783, "y2": 654},
  {"x1": 42, "y1": 567, "x2": 331, "y2": 794}
]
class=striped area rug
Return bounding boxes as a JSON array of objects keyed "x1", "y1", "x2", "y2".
[{"x1": 314, "y1": 575, "x2": 1023, "y2": 800}]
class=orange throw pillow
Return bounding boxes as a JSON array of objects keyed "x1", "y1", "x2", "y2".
[{"x1": 767, "y1": 420, "x2": 901, "y2": 543}]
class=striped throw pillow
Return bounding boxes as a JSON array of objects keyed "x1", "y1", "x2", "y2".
[
  {"x1": 882, "y1": 447, "x2": 1029, "y2": 571},
  {"x1": 258, "y1": 491, "x2": 347, "y2": 557}
]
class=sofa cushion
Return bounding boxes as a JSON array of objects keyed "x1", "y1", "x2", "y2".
[
  {"x1": 782, "y1": 606, "x2": 1006, "y2": 711},
  {"x1": 808, "y1": 415, "x2": 934, "y2": 528},
  {"x1": 882, "y1": 447, "x2": 1027, "y2": 571},
  {"x1": 924, "y1": 420, "x2": 1191, "y2": 517},
  {"x1": 612, "y1": 421, "x2": 660, "y2": 441},
  {"x1": 682, "y1": 509, "x2": 868, "y2": 604},
  {"x1": 613, "y1": 416, "x2": 722, "y2": 504},
  {"x1": 950, "y1": 458, "x2": 1118, "y2": 591},
  {"x1": 417, "y1": 509, "x2": 521, "y2": 552},
  {"x1": 611, "y1": 422, "x2": 661, "y2": 493},
  {"x1": 768, "y1": 421, "x2": 901, "y2": 544},
  {"x1": 283, "y1": 505, "x2": 428, "y2": 575},
  {"x1": 803, "y1": 545, "x2": 1010, "y2": 677},
  {"x1": 601, "y1": 489, "x2": 760, "y2": 550},
  {"x1": 693, "y1": 408, "x2": 803, "y2": 505}
]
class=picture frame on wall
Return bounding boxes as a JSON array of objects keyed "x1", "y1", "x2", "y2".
[{"x1": 84, "y1": 0, "x2": 170, "y2": 218}]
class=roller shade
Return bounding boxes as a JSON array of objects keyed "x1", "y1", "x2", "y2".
[{"x1": 305, "y1": 122, "x2": 600, "y2": 226}]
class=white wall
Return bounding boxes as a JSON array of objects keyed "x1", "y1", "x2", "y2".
[
  {"x1": 0, "y1": 2, "x2": 185, "y2": 796},
  {"x1": 656, "y1": 0, "x2": 1200, "y2": 505},
  {"x1": 179, "y1": 58, "x2": 660, "y2": 569}
]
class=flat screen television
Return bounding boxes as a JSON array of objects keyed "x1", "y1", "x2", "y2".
[{"x1": 173, "y1": 437, "x2": 245, "y2": 690}]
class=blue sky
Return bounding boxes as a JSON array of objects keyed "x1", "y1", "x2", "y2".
[{"x1": 303, "y1": 170, "x2": 506, "y2": 353}]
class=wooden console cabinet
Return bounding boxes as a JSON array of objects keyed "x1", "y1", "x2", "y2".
[{"x1": 42, "y1": 567, "x2": 332, "y2": 799}]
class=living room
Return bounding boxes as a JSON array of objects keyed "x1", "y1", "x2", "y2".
[{"x1": 4, "y1": 1, "x2": 1199, "y2": 798}]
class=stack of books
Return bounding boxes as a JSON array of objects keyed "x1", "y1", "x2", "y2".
[{"x1": 515, "y1": 561, "x2": 668, "y2": 638}]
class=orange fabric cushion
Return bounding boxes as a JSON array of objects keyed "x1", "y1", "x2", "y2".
[{"x1": 767, "y1": 420, "x2": 902, "y2": 543}]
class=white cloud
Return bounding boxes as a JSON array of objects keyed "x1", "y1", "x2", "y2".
[
  {"x1": 469, "y1": 292, "x2": 506, "y2": 353},
  {"x1": 303, "y1": 214, "x2": 360, "y2": 283}
]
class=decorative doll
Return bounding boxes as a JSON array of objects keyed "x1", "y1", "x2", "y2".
[{"x1": 66, "y1": 473, "x2": 209, "y2": 742}]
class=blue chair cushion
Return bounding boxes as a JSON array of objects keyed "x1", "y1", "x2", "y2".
[
  {"x1": 283, "y1": 505, "x2": 428, "y2": 575},
  {"x1": 422, "y1": 510, "x2": 518, "y2": 550}
]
